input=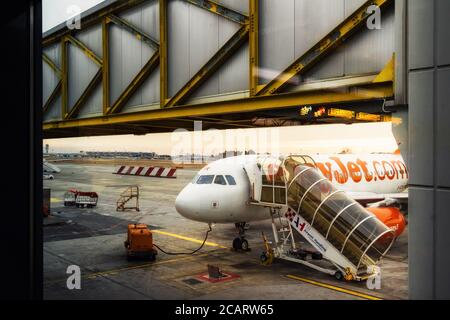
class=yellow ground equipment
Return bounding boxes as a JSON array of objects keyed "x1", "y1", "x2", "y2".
[{"x1": 124, "y1": 224, "x2": 157, "y2": 261}]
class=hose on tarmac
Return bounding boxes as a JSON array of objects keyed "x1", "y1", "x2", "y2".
[{"x1": 152, "y1": 225, "x2": 212, "y2": 255}]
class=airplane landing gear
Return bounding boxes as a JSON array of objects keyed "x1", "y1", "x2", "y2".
[{"x1": 232, "y1": 222, "x2": 250, "y2": 251}]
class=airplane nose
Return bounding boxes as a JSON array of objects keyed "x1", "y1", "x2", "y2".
[{"x1": 175, "y1": 189, "x2": 197, "y2": 219}]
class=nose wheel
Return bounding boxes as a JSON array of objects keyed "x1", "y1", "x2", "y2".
[
  {"x1": 232, "y1": 237, "x2": 249, "y2": 251},
  {"x1": 232, "y1": 222, "x2": 250, "y2": 251}
]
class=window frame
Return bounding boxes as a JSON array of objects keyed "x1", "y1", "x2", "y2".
[{"x1": 213, "y1": 175, "x2": 227, "y2": 185}]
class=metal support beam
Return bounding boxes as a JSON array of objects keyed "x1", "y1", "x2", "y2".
[
  {"x1": 159, "y1": 0, "x2": 168, "y2": 107},
  {"x1": 165, "y1": 24, "x2": 249, "y2": 108},
  {"x1": 43, "y1": 80, "x2": 61, "y2": 114},
  {"x1": 44, "y1": 82, "x2": 393, "y2": 131},
  {"x1": 107, "y1": 52, "x2": 160, "y2": 114},
  {"x1": 249, "y1": 0, "x2": 259, "y2": 96},
  {"x1": 42, "y1": 53, "x2": 61, "y2": 78},
  {"x1": 106, "y1": 14, "x2": 159, "y2": 50},
  {"x1": 101, "y1": 11, "x2": 161, "y2": 115},
  {"x1": 65, "y1": 68, "x2": 103, "y2": 119},
  {"x1": 183, "y1": 0, "x2": 248, "y2": 25},
  {"x1": 102, "y1": 17, "x2": 110, "y2": 115},
  {"x1": 257, "y1": 0, "x2": 392, "y2": 96},
  {"x1": 42, "y1": 0, "x2": 147, "y2": 47},
  {"x1": 65, "y1": 34, "x2": 103, "y2": 66},
  {"x1": 61, "y1": 38, "x2": 68, "y2": 118}
]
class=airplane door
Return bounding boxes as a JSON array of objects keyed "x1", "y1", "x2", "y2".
[{"x1": 243, "y1": 162, "x2": 262, "y2": 202}]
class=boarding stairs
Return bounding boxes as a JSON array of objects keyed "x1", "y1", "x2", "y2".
[
  {"x1": 245, "y1": 155, "x2": 395, "y2": 281},
  {"x1": 43, "y1": 160, "x2": 61, "y2": 173},
  {"x1": 116, "y1": 186, "x2": 140, "y2": 212}
]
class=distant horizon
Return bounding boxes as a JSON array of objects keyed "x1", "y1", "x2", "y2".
[{"x1": 44, "y1": 122, "x2": 400, "y2": 156}]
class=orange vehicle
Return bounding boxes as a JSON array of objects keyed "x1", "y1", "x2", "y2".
[{"x1": 124, "y1": 224, "x2": 157, "y2": 261}]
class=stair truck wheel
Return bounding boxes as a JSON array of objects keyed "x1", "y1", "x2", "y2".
[
  {"x1": 334, "y1": 271, "x2": 344, "y2": 281},
  {"x1": 260, "y1": 252, "x2": 273, "y2": 265},
  {"x1": 312, "y1": 252, "x2": 323, "y2": 260}
]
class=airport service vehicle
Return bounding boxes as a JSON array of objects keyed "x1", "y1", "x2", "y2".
[
  {"x1": 64, "y1": 189, "x2": 98, "y2": 208},
  {"x1": 43, "y1": 174, "x2": 54, "y2": 180},
  {"x1": 175, "y1": 154, "x2": 408, "y2": 281},
  {"x1": 124, "y1": 224, "x2": 157, "y2": 261}
]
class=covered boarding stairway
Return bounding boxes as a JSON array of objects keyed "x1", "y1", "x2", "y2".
[{"x1": 244, "y1": 155, "x2": 395, "y2": 281}]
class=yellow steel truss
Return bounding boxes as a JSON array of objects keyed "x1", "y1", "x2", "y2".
[
  {"x1": 42, "y1": 0, "x2": 395, "y2": 137},
  {"x1": 256, "y1": 0, "x2": 393, "y2": 96},
  {"x1": 44, "y1": 81, "x2": 393, "y2": 131}
]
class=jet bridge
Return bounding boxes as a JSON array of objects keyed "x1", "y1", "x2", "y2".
[{"x1": 246, "y1": 155, "x2": 395, "y2": 281}]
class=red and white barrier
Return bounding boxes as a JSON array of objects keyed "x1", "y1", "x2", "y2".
[{"x1": 114, "y1": 166, "x2": 177, "y2": 178}]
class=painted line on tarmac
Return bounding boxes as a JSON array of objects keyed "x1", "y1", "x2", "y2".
[
  {"x1": 85, "y1": 254, "x2": 211, "y2": 279},
  {"x1": 151, "y1": 229, "x2": 228, "y2": 249},
  {"x1": 51, "y1": 198, "x2": 62, "y2": 203},
  {"x1": 286, "y1": 275, "x2": 383, "y2": 300},
  {"x1": 46, "y1": 253, "x2": 211, "y2": 285}
]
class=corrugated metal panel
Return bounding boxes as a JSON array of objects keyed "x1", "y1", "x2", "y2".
[
  {"x1": 261, "y1": 0, "x2": 395, "y2": 87},
  {"x1": 123, "y1": 0, "x2": 161, "y2": 108},
  {"x1": 67, "y1": 42, "x2": 100, "y2": 113},
  {"x1": 42, "y1": 61, "x2": 58, "y2": 105},
  {"x1": 76, "y1": 24, "x2": 103, "y2": 59},
  {"x1": 44, "y1": 42, "x2": 61, "y2": 67},
  {"x1": 44, "y1": 94, "x2": 62, "y2": 121},
  {"x1": 217, "y1": 18, "x2": 248, "y2": 95},
  {"x1": 122, "y1": 68, "x2": 160, "y2": 112},
  {"x1": 189, "y1": 3, "x2": 220, "y2": 98},
  {"x1": 119, "y1": 0, "x2": 159, "y2": 42},
  {"x1": 170, "y1": 1, "x2": 248, "y2": 100},
  {"x1": 191, "y1": 20, "x2": 247, "y2": 99},
  {"x1": 343, "y1": 2, "x2": 395, "y2": 75},
  {"x1": 78, "y1": 86, "x2": 103, "y2": 117},
  {"x1": 168, "y1": 0, "x2": 190, "y2": 97},
  {"x1": 42, "y1": 44, "x2": 60, "y2": 105},
  {"x1": 215, "y1": 0, "x2": 248, "y2": 15},
  {"x1": 295, "y1": 0, "x2": 345, "y2": 82},
  {"x1": 109, "y1": 22, "x2": 156, "y2": 106},
  {"x1": 259, "y1": 0, "x2": 295, "y2": 85}
]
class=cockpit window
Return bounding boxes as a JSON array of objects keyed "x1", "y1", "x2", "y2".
[
  {"x1": 196, "y1": 175, "x2": 214, "y2": 184},
  {"x1": 214, "y1": 175, "x2": 227, "y2": 185},
  {"x1": 225, "y1": 175, "x2": 236, "y2": 185}
]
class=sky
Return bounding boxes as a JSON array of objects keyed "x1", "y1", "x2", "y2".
[
  {"x1": 43, "y1": 0, "x2": 104, "y2": 32},
  {"x1": 42, "y1": 1, "x2": 399, "y2": 156}
]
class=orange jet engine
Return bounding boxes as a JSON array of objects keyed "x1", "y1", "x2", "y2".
[{"x1": 366, "y1": 207, "x2": 406, "y2": 238}]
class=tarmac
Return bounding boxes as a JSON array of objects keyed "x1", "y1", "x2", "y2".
[{"x1": 43, "y1": 162, "x2": 409, "y2": 300}]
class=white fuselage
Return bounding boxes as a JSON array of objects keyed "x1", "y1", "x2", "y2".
[
  {"x1": 175, "y1": 154, "x2": 408, "y2": 224},
  {"x1": 312, "y1": 154, "x2": 408, "y2": 194},
  {"x1": 176, "y1": 156, "x2": 267, "y2": 223}
]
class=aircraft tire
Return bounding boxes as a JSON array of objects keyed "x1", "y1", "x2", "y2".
[
  {"x1": 241, "y1": 239, "x2": 249, "y2": 251},
  {"x1": 232, "y1": 238, "x2": 242, "y2": 250}
]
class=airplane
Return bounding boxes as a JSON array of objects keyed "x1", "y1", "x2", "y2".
[
  {"x1": 309, "y1": 152, "x2": 408, "y2": 208},
  {"x1": 175, "y1": 153, "x2": 408, "y2": 251}
]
